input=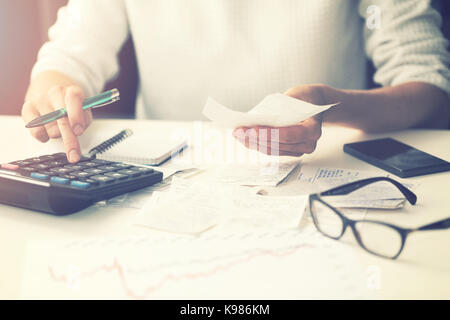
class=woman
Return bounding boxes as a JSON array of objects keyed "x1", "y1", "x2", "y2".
[{"x1": 22, "y1": 0, "x2": 450, "y2": 162}]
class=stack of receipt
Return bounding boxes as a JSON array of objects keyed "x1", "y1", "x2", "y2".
[{"x1": 134, "y1": 177, "x2": 308, "y2": 235}]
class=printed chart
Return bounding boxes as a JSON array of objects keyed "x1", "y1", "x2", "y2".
[{"x1": 21, "y1": 229, "x2": 370, "y2": 299}]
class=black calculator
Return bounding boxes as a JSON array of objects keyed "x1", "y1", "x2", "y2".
[{"x1": 0, "y1": 152, "x2": 162, "y2": 215}]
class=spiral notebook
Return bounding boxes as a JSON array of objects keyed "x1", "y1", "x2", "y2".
[{"x1": 86, "y1": 129, "x2": 188, "y2": 166}]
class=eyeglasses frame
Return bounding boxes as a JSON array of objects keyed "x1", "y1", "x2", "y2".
[{"x1": 307, "y1": 177, "x2": 450, "y2": 259}]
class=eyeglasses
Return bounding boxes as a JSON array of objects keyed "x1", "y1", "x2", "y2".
[{"x1": 308, "y1": 177, "x2": 450, "y2": 259}]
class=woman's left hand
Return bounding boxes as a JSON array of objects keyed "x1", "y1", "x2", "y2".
[{"x1": 233, "y1": 84, "x2": 336, "y2": 157}]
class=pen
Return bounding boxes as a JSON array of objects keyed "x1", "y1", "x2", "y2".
[{"x1": 25, "y1": 88, "x2": 120, "y2": 128}]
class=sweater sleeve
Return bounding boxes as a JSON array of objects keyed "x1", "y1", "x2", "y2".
[
  {"x1": 30, "y1": 0, "x2": 129, "y2": 97},
  {"x1": 359, "y1": 0, "x2": 450, "y2": 96}
]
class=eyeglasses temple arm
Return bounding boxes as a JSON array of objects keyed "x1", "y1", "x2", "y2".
[
  {"x1": 319, "y1": 177, "x2": 417, "y2": 205},
  {"x1": 416, "y1": 217, "x2": 450, "y2": 231}
]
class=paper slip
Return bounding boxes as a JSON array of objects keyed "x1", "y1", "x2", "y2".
[
  {"x1": 135, "y1": 191, "x2": 219, "y2": 234},
  {"x1": 293, "y1": 166, "x2": 414, "y2": 209},
  {"x1": 297, "y1": 166, "x2": 382, "y2": 184},
  {"x1": 134, "y1": 179, "x2": 307, "y2": 234},
  {"x1": 148, "y1": 163, "x2": 200, "y2": 180},
  {"x1": 205, "y1": 160, "x2": 300, "y2": 186},
  {"x1": 325, "y1": 198, "x2": 407, "y2": 210},
  {"x1": 225, "y1": 194, "x2": 308, "y2": 229},
  {"x1": 203, "y1": 93, "x2": 337, "y2": 128},
  {"x1": 297, "y1": 166, "x2": 413, "y2": 199}
]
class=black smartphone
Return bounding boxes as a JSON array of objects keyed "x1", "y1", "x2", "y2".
[{"x1": 343, "y1": 138, "x2": 450, "y2": 178}]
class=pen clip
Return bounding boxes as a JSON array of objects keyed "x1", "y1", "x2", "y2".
[{"x1": 85, "y1": 97, "x2": 121, "y2": 110}]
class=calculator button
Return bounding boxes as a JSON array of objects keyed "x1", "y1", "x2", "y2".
[
  {"x1": 1, "y1": 163, "x2": 19, "y2": 171},
  {"x1": 71, "y1": 171, "x2": 92, "y2": 178},
  {"x1": 25, "y1": 157, "x2": 44, "y2": 164},
  {"x1": 132, "y1": 167, "x2": 154, "y2": 174},
  {"x1": 47, "y1": 160, "x2": 67, "y2": 167},
  {"x1": 30, "y1": 172, "x2": 50, "y2": 180},
  {"x1": 104, "y1": 172, "x2": 128, "y2": 180},
  {"x1": 78, "y1": 156, "x2": 94, "y2": 162},
  {"x1": 32, "y1": 163, "x2": 50, "y2": 170},
  {"x1": 98, "y1": 165, "x2": 119, "y2": 171},
  {"x1": 59, "y1": 174, "x2": 77, "y2": 180},
  {"x1": 50, "y1": 176, "x2": 70, "y2": 185},
  {"x1": 80, "y1": 161, "x2": 100, "y2": 168},
  {"x1": 84, "y1": 168, "x2": 107, "y2": 175},
  {"x1": 15, "y1": 160, "x2": 34, "y2": 166},
  {"x1": 70, "y1": 180, "x2": 91, "y2": 189},
  {"x1": 89, "y1": 175, "x2": 116, "y2": 183},
  {"x1": 52, "y1": 153, "x2": 87, "y2": 163},
  {"x1": 82, "y1": 178, "x2": 100, "y2": 186},
  {"x1": 51, "y1": 152, "x2": 67, "y2": 159},
  {"x1": 92, "y1": 159, "x2": 111, "y2": 165},
  {"x1": 112, "y1": 163, "x2": 132, "y2": 169},
  {"x1": 50, "y1": 167, "x2": 75, "y2": 174},
  {"x1": 117, "y1": 169, "x2": 142, "y2": 177},
  {"x1": 39, "y1": 170, "x2": 53, "y2": 176},
  {"x1": 38, "y1": 155, "x2": 54, "y2": 162},
  {"x1": 64, "y1": 164, "x2": 84, "y2": 171},
  {"x1": 18, "y1": 167, "x2": 35, "y2": 176}
]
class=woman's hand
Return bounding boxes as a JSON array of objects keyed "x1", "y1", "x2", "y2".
[
  {"x1": 21, "y1": 84, "x2": 92, "y2": 163},
  {"x1": 233, "y1": 84, "x2": 337, "y2": 157}
]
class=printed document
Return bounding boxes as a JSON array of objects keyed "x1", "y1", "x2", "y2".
[
  {"x1": 21, "y1": 229, "x2": 370, "y2": 299},
  {"x1": 295, "y1": 166, "x2": 411, "y2": 209}
]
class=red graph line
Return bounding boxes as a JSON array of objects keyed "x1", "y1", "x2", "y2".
[{"x1": 48, "y1": 243, "x2": 313, "y2": 299}]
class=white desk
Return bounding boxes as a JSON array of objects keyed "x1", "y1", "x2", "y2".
[{"x1": 0, "y1": 116, "x2": 449, "y2": 299}]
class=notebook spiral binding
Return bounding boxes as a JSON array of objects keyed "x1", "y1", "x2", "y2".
[{"x1": 87, "y1": 129, "x2": 133, "y2": 158}]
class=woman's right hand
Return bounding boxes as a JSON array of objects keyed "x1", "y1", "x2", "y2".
[{"x1": 21, "y1": 84, "x2": 92, "y2": 163}]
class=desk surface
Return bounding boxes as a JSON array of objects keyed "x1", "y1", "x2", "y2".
[{"x1": 0, "y1": 116, "x2": 449, "y2": 299}]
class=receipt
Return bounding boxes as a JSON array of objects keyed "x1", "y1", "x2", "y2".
[
  {"x1": 134, "y1": 190, "x2": 220, "y2": 235},
  {"x1": 294, "y1": 166, "x2": 414, "y2": 209},
  {"x1": 206, "y1": 161, "x2": 300, "y2": 186},
  {"x1": 135, "y1": 179, "x2": 307, "y2": 234},
  {"x1": 203, "y1": 93, "x2": 337, "y2": 128}
]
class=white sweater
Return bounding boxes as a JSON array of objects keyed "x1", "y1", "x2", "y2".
[{"x1": 31, "y1": 0, "x2": 450, "y2": 120}]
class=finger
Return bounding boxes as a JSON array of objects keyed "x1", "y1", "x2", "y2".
[
  {"x1": 36, "y1": 95, "x2": 61, "y2": 139},
  {"x1": 262, "y1": 141, "x2": 316, "y2": 155},
  {"x1": 235, "y1": 138, "x2": 305, "y2": 157},
  {"x1": 299, "y1": 116, "x2": 322, "y2": 141},
  {"x1": 21, "y1": 101, "x2": 49, "y2": 142},
  {"x1": 84, "y1": 109, "x2": 93, "y2": 127},
  {"x1": 279, "y1": 150, "x2": 304, "y2": 157},
  {"x1": 233, "y1": 123, "x2": 320, "y2": 155},
  {"x1": 258, "y1": 118, "x2": 321, "y2": 145},
  {"x1": 232, "y1": 127, "x2": 250, "y2": 139},
  {"x1": 234, "y1": 132, "x2": 315, "y2": 155},
  {"x1": 57, "y1": 117, "x2": 81, "y2": 163},
  {"x1": 233, "y1": 127, "x2": 259, "y2": 150},
  {"x1": 244, "y1": 138, "x2": 316, "y2": 155},
  {"x1": 237, "y1": 125, "x2": 309, "y2": 145},
  {"x1": 65, "y1": 86, "x2": 86, "y2": 136},
  {"x1": 279, "y1": 140, "x2": 317, "y2": 154},
  {"x1": 233, "y1": 127, "x2": 304, "y2": 153},
  {"x1": 48, "y1": 86, "x2": 81, "y2": 163}
]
